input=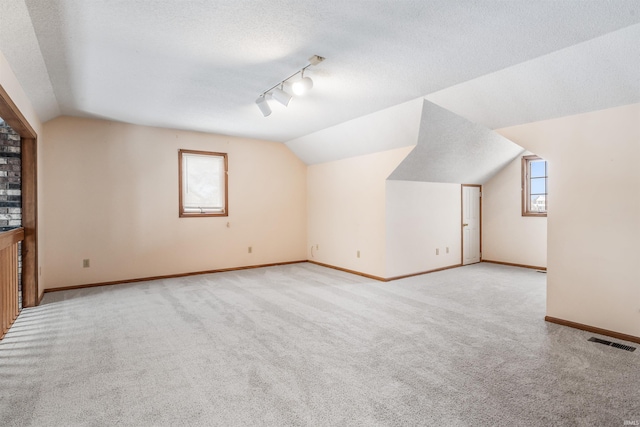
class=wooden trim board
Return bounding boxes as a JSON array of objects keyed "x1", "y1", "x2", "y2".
[
  {"x1": 307, "y1": 261, "x2": 387, "y2": 281},
  {"x1": 21, "y1": 137, "x2": 38, "y2": 307},
  {"x1": 308, "y1": 260, "x2": 463, "y2": 282},
  {"x1": 0, "y1": 85, "x2": 36, "y2": 139},
  {"x1": 545, "y1": 316, "x2": 640, "y2": 345},
  {"x1": 44, "y1": 257, "x2": 552, "y2": 294},
  {"x1": 0, "y1": 227, "x2": 24, "y2": 250},
  {"x1": 0, "y1": 84, "x2": 39, "y2": 307},
  {"x1": 482, "y1": 259, "x2": 547, "y2": 271},
  {"x1": 44, "y1": 260, "x2": 307, "y2": 293},
  {"x1": 48, "y1": 260, "x2": 469, "y2": 294},
  {"x1": 385, "y1": 264, "x2": 462, "y2": 281}
]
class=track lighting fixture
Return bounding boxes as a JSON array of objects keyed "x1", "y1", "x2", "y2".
[
  {"x1": 255, "y1": 95, "x2": 271, "y2": 117},
  {"x1": 255, "y1": 55, "x2": 325, "y2": 116},
  {"x1": 272, "y1": 85, "x2": 292, "y2": 107},
  {"x1": 291, "y1": 70, "x2": 313, "y2": 96}
]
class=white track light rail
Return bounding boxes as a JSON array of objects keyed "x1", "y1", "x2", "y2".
[{"x1": 255, "y1": 55, "x2": 325, "y2": 117}]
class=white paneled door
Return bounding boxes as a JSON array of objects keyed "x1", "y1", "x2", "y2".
[{"x1": 462, "y1": 185, "x2": 481, "y2": 265}]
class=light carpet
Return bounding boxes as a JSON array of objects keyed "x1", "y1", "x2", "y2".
[{"x1": 0, "y1": 262, "x2": 638, "y2": 426}]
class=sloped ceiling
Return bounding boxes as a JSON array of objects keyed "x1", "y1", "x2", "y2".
[
  {"x1": 0, "y1": 0, "x2": 60, "y2": 121},
  {"x1": 0, "y1": 0, "x2": 638, "y2": 158},
  {"x1": 286, "y1": 98, "x2": 423, "y2": 165},
  {"x1": 388, "y1": 100, "x2": 524, "y2": 184},
  {"x1": 426, "y1": 23, "x2": 640, "y2": 130}
]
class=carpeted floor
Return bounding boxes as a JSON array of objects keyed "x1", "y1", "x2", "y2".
[{"x1": 0, "y1": 262, "x2": 637, "y2": 426}]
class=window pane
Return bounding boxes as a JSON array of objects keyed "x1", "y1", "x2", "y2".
[
  {"x1": 530, "y1": 177, "x2": 546, "y2": 195},
  {"x1": 530, "y1": 195, "x2": 546, "y2": 212},
  {"x1": 183, "y1": 154, "x2": 224, "y2": 210},
  {"x1": 522, "y1": 155, "x2": 547, "y2": 216},
  {"x1": 530, "y1": 160, "x2": 546, "y2": 178}
]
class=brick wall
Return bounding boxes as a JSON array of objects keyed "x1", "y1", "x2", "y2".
[
  {"x1": 0, "y1": 119, "x2": 22, "y2": 308},
  {"x1": 0, "y1": 119, "x2": 21, "y2": 231}
]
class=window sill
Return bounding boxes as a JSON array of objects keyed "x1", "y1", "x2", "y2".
[
  {"x1": 179, "y1": 212, "x2": 228, "y2": 218},
  {"x1": 522, "y1": 212, "x2": 547, "y2": 217}
]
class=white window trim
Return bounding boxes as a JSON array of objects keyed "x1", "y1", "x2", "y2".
[{"x1": 522, "y1": 155, "x2": 547, "y2": 217}]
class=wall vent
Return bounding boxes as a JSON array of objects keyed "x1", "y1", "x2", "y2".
[{"x1": 588, "y1": 337, "x2": 636, "y2": 352}]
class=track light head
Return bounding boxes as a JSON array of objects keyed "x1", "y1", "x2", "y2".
[
  {"x1": 255, "y1": 96, "x2": 271, "y2": 117},
  {"x1": 272, "y1": 86, "x2": 292, "y2": 107},
  {"x1": 292, "y1": 76, "x2": 313, "y2": 96}
]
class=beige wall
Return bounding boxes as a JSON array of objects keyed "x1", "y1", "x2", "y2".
[
  {"x1": 386, "y1": 181, "x2": 461, "y2": 278},
  {"x1": 307, "y1": 147, "x2": 461, "y2": 280},
  {"x1": 482, "y1": 153, "x2": 547, "y2": 268},
  {"x1": 0, "y1": 49, "x2": 46, "y2": 296},
  {"x1": 42, "y1": 117, "x2": 307, "y2": 289},
  {"x1": 307, "y1": 146, "x2": 413, "y2": 278},
  {"x1": 498, "y1": 104, "x2": 640, "y2": 338}
]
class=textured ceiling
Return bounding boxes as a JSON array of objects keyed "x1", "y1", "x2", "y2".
[
  {"x1": 286, "y1": 98, "x2": 424, "y2": 165},
  {"x1": 0, "y1": 0, "x2": 60, "y2": 121},
  {"x1": 426, "y1": 23, "x2": 640, "y2": 130},
  {"x1": 388, "y1": 100, "x2": 524, "y2": 184},
  {"x1": 1, "y1": 0, "x2": 639, "y2": 158}
]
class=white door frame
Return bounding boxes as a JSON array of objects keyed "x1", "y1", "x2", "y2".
[{"x1": 461, "y1": 184, "x2": 482, "y2": 265}]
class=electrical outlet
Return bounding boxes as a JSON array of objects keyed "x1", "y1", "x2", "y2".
[
  {"x1": 83, "y1": 259, "x2": 90, "y2": 268},
  {"x1": 248, "y1": 246, "x2": 252, "y2": 254},
  {"x1": 436, "y1": 248, "x2": 439, "y2": 255},
  {"x1": 357, "y1": 250, "x2": 360, "y2": 258},
  {"x1": 446, "y1": 247, "x2": 449, "y2": 254}
]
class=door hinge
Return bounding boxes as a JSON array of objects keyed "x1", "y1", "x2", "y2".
[{"x1": 479, "y1": 192, "x2": 482, "y2": 197}]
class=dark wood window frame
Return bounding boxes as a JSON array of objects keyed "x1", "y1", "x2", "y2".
[
  {"x1": 178, "y1": 149, "x2": 228, "y2": 218},
  {"x1": 522, "y1": 154, "x2": 547, "y2": 217}
]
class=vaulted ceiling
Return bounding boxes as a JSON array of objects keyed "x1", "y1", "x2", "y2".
[
  {"x1": 0, "y1": 1, "x2": 639, "y2": 165},
  {"x1": 388, "y1": 100, "x2": 524, "y2": 185}
]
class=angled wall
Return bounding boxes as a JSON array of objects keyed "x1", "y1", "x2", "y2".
[
  {"x1": 482, "y1": 152, "x2": 547, "y2": 268},
  {"x1": 389, "y1": 100, "x2": 524, "y2": 184},
  {"x1": 498, "y1": 103, "x2": 640, "y2": 339},
  {"x1": 304, "y1": 98, "x2": 530, "y2": 280},
  {"x1": 384, "y1": 100, "x2": 526, "y2": 278},
  {"x1": 425, "y1": 24, "x2": 640, "y2": 130},
  {"x1": 385, "y1": 181, "x2": 461, "y2": 278},
  {"x1": 307, "y1": 147, "x2": 413, "y2": 278},
  {"x1": 286, "y1": 98, "x2": 422, "y2": 165}
]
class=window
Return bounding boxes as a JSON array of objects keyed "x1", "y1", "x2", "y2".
[
  {"x1": 179, "y1": 149, "x2": 228, "y2": 217},
  {"x1": 522, "y1": 155, "x2": 547, "y2": 216}
]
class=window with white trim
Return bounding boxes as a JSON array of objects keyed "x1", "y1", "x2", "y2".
[
  {"x1": 179, "y1": 149, "x2": 228, "y2": 217},
  {"x1": 522, "y1": 155, "x2": 547, "y2": 217}
]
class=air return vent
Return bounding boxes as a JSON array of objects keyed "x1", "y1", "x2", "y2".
[{"x1": 588, "y1": 337, "x2": 636, "y2": 352}]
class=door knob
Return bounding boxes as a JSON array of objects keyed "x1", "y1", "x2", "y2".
[{"x1": 463, "y1": 223, "x2": 468, "y2": 227}]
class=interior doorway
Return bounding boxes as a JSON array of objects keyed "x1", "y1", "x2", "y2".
[
  {"x1": 0, "y1": 85, "x2": 38, "y2": 307},
  {"x1": 462, "y1": 184, "x2": 481, "y2": 265}
]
